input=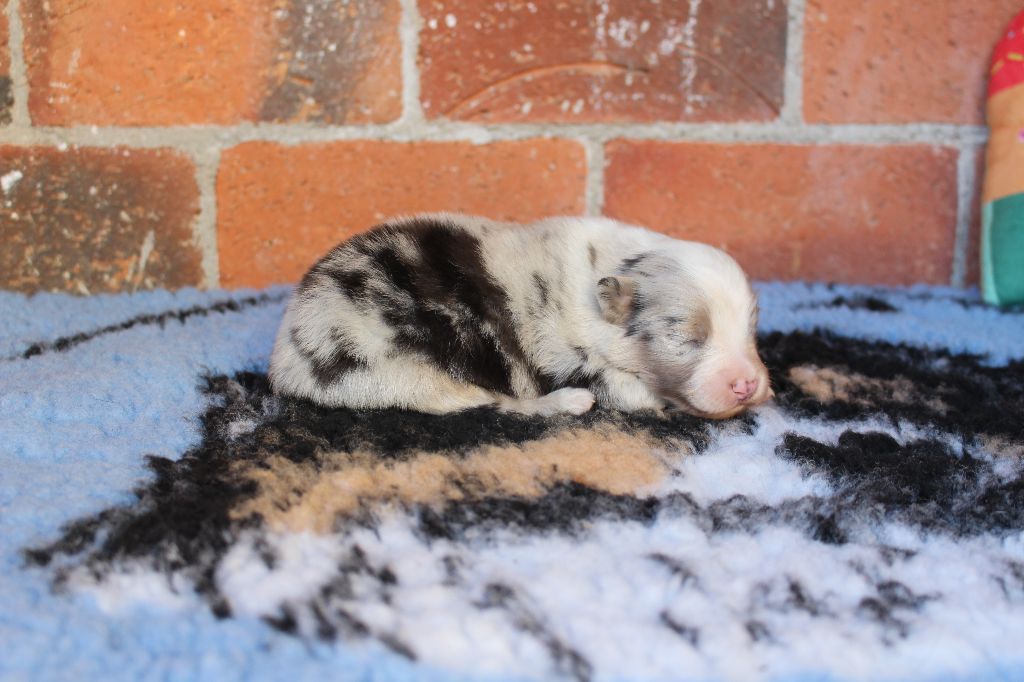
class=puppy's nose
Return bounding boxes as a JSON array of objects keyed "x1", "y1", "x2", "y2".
[{"x1": 731, "y1": 378, "x2": 758, "y2": 402}]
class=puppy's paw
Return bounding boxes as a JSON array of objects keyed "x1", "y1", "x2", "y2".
[
  {"x1": 498, "y1": 388, "x2": 595, "y2": 416},
  {"x1": 547, "y1": 388, "x2": 596, "y2": 415}
]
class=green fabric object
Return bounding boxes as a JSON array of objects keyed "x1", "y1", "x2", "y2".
[{"x1": 982, "y1": 192, "x2": 1024, "y2": 306}]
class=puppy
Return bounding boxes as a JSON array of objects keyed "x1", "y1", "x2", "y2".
[{"x1": 269, "y1": 214, "x2": 771, "y2": 418}]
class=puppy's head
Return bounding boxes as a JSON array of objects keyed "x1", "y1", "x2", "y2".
[{"x1": 597, "y1": 245, "x2": 771, "y2": 419}]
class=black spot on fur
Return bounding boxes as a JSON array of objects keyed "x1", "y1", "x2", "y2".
[
  {"x1": 327, "y1": 268, "x2": 369, "y2": 301},
  {"x1": 535, "y1": 366, "x2": 599, "y2": 396},
  {"x1": 533, "y1": 272, "x2": 550, "y2": 309},
  {"x1": 618, "y1": 253, "x2": 648, "y2": 273},
  {"x1": 630, "y1": 290, "x2": 647, "y2": 315},
  {"x1": 297, "y1": 218, "x2": 543, "y2": 396},
  {"x1": 384, "y1": 218, "x2": 531, "y2": 395},
  {"x1": 571, "y1": 345, "x2": 589, "y2": 365},
  {"x1": 289, "y1": 327, "x2": 365, "y2": 385},
  {"x1": 374, "y1": 243, "x2": 419, "y2": 296}
]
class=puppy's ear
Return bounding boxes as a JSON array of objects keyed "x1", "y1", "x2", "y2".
[{"x1": 596, "y1": 276, "x2": 636, "y2": 325}]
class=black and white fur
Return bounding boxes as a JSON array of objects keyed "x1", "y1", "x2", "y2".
[{"x1": 269, "y1": 214, "x2": 771, "y2": 418}]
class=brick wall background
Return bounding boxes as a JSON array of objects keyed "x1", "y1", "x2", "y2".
[{"x1": 0, "y1": 0, "x2": 1013, "y2": 293}]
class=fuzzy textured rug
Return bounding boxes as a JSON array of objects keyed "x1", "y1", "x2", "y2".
[{"x1": 3, "y1": 283, "x2": 1024, "y2": 682}]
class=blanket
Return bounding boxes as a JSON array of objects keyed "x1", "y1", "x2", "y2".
[{"x1": 2, "y1": 283, "x2": 1024, "y2": 682}]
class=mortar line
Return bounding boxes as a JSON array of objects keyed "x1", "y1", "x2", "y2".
[
  {"x1": 583, "y1": 137, "x2": 605, "y2": 217},
  {"x1": 191, "y1": 147, "x2": 222, "y2": 290},
  {"x1": 0, "y1": 122, "x2": 990, "y2": 148},
  {"x1": 781, "y1": 0, "x2": 806, "y2": 124},
  {"x1": 398, "y1": 0, "x2": 424, "y2": 127},
  {"x1": 950, "y1": 143, "x2": 979, "y2": 288},
  {"x1": 6, "y1": 0, "x2": 31, "y2": 126}
]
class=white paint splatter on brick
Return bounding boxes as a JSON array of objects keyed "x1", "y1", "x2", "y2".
[
  {"x1": 128, "y1": 229, "x2": 156, "y2": 290},
  {"x1": 658, "y1": 25, "x2": 683, "y2": 57},
  {"x1": 67, "y1": 48, "x2": 81, "y2": 76},
  {"x1": 1, "y1": 170, "x2": 23, "y2": 195},
  {"x1": 680, "y1": 0, "x2": 708, "y2": 115},
  {"x1": 608, "y1": 18, "x2": 639, "y2": 48},
  {"x1": 594, "y1": 0, "x2": 611, "y2": 47},
  {"x1": 592, "y1": 0, "x2": 614, "y2": 112},
  {"x1": 138, "y1": 229, "x2": 155, "y2": 278}
]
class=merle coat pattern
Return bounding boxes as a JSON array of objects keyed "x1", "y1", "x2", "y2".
[{"x1": 270, "y1": 214, "x2": 771, "y2": 418}]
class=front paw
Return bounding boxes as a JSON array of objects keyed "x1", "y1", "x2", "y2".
[{"x1": 549, "y1": 388, "x2": 596, "y2": 415}]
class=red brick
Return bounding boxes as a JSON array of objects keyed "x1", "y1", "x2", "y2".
[
  {"x1": 217, "y1": 139, "x2": 587, "y2": 288},
  {"x1": 22, "y1": 0, "x2": 401, "y2": 126},
  {"x1": 257, "y1": 0, "x2": 402, "y2": 124},
  {"x1": 418, "y1": 0, "x2": 786, "y2": 123},
  {"x1": 0, "y1": 1, "x2": 10, "y2": 125},
  {"x1": 804, "y1": 0, "x2": 1019, "y2": 124},
  {"x1": 0, "y1": 146, "x2": 202, "y2": 294},
  {"x1": 604, "y1": 141, "x2": 958, "y2": 285}
]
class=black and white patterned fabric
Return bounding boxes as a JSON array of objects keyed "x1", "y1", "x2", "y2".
[{"x1": 5, "y1": 283, "x2": 1024, "y2": 681}]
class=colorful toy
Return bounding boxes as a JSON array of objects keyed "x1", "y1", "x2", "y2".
[{"x1": 983, "y1": 9, "x2": 1024, "y2": 305}]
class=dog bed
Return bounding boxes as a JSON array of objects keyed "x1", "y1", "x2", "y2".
[{"x1": 2, "y1": 283, "x2": 1023, "y2": 681}]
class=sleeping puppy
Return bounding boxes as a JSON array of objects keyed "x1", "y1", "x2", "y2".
[{"x1": 269, "y1": 214, "x2": 771, "y2": 418}]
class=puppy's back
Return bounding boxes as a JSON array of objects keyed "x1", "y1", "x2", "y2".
[{"x1": 270, "y1": 214, "x2": 537, "y2": 404}]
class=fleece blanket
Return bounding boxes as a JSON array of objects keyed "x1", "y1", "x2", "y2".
[{"x1": 2, "y1": 283, "x2": 1024, "y2": 682}]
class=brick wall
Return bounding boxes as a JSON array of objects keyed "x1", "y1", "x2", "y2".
[{"x1": 0, "y1": 0, "x2": 1012, "y2": 293}]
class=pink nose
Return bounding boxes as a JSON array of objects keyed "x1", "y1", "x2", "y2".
[{"x1": 731, "y1": 378, "x2": 759, "y2": 402}]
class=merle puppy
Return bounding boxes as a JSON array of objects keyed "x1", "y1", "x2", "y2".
[{"x1": 270, "y1": 214, "x2": 771, "y2": 418}]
